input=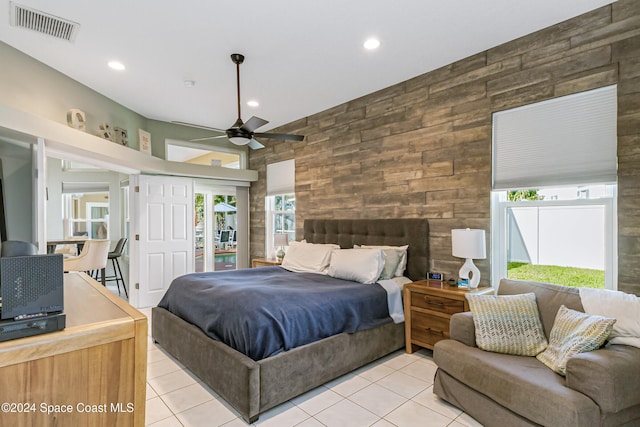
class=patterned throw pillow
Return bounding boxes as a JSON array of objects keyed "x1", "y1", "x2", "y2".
[
  {"x1": 536, "y1": 305, "x2": 615, "y2": 376},
  {"x1": 466, "y1": 293, "x2": 548, "y2": 356}
]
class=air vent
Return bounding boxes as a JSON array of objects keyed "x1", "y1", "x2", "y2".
[{"x1": 10, "y1": 2, "x2": 80, "y2": 42}]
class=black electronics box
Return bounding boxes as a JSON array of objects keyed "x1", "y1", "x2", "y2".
[
  {"x1": 0, "y1": 254, "x2": 65, "y2": 341},
  {"x1": 0, "y1": 312, "x2": 66, "y2": 342}
]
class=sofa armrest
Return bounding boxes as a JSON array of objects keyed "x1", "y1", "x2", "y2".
[
  {"x1": 449, "y1": 312, "x2": 477, "y2": 348},
  {"x1": 566, "y1": 344, "x2": 640, "y2": 413}
]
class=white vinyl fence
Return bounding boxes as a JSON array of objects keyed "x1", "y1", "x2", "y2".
[{"x1": 508, "y1": 205, "x2": 605, "y2": 270}]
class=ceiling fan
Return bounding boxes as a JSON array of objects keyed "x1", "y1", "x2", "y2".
[{"x1": 174, "y1": 53, "x2": 304, "y2": 150}]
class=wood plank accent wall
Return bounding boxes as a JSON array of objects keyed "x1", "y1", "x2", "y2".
[{"x1": 250, "y1": 0, "x2": 640, "y2": 294}]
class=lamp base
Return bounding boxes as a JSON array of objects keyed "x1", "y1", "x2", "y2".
[
  {"x1": 459, "y1": 258, "x2": 481, "y2": 288},
  {"x1": 276, "y1": 248, "x2": 285, "y2": 262}
]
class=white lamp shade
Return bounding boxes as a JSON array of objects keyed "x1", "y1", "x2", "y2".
[
  {"x1": 452, "y1": 229, "x2": 486, "y2": 259},
  {"x1": 274, "y1": 233, "x2": 289, "y2": 247}
]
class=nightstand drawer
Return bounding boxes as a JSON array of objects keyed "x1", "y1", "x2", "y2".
[
  {"x1": 410, "y1": 311, "x2": 450, "y2": 346},
  {"x1": 410, "y1": 292, "x2": 464, "y2": 315}
]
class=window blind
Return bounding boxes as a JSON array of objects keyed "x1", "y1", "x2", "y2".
[
  {"x1": 266, "y1": 159, "x2": 295, "y2": 196},
  {"x1": 492, "y1": 85, "x2": 617, "y2": 190}
]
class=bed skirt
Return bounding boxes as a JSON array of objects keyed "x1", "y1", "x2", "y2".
[{"x1": 152, "y1": 306, "x2": 405, "y2": 422}]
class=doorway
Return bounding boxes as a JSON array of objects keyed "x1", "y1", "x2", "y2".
[{"x1": 195, "y1": 185, "x2": 237, "y2": 272}]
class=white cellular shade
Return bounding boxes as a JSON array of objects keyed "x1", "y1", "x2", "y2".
[
  {"x1": 492, "y1": 85, "x2": 617, "y2": 190},
  {"x1": 266, "y1": 159, "x2": 295, "y2": 196}
]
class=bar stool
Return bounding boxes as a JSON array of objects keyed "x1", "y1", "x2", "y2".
[
  {"x1": 63, "y1": 239, "x2": 110, "y2": 285},
  {"x1": 106, "y1": 238, "x2": 128, "y2": 297}
]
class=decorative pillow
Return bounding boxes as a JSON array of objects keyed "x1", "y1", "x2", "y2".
[
  {"x1": 358, "y1": 245, "x2": 408, "y2": 277},
  {"x1": 579, "y1": 287, "x2": 640, "y2": 348},
  {"x1": 327, "y1": 249, "x2": 385, "y2": 284},
  {"x1": 280, "y1": 241, "x2": 336, "y2": 274},
  {"x1": 536, "y1": 305, "x2": 615, "y2": 376},
  {"x1": 466, "y1": 293, "x2": 548, "y2": 356}
]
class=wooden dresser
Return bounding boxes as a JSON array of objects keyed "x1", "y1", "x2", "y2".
[
  {"x1": 0, "y1": 272, "x2": 147, "y2": 427},
  {"x1": 404, "y1": 280, "x2": 493, "y2": 353}
]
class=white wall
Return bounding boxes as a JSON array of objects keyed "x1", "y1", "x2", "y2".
[
  {"x1": 0, "y1": 42, "x2": 148, "y2": 150},
  {"x1": 0, "y1": 140, "x2": 33, "y2": 241}
]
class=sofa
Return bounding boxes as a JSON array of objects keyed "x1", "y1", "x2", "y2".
[{"x1": 433, "y1": 279, "x2": 640, "y2": 427}]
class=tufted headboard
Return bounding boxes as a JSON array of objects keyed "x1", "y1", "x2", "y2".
[{"x1": 303, "y1": 218, "x2": 429, "y2": 282}]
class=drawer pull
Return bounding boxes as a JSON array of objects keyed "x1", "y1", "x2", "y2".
[
  {"x1": 424, "y1": 327, "x2": 444, "y2": 336},
  {"x1": 424, "y1": 297, "x2": 444, "y2": 307}
]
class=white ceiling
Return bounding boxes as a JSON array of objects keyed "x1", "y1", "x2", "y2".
[{"x1": 0, "y1": 0, "x2": 615, "y2": 133}]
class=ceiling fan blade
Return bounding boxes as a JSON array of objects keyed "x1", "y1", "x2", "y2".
[
  {"x1": 248, "y1": 139, "x2": 265, "y2": 150},
  {"x1": 241, "y1": 116, "x2": 269, "y2": 133},
  {"x1": 189, "y1": 135, "x2": 227, "y2": 142},
  {"x1": 172, "y1": 121, "x2": 226, "y2": 133},
  {"x1": 254, "y1": 132, "x2": 304, "y2": 142}
]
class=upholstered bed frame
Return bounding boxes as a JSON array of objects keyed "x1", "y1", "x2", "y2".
[{"x1": 151, "y1": 218, "x2": 429, "y2": 422}]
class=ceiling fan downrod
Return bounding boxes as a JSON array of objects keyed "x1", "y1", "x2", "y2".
[{"x1": 230, "y1": 53, "x2": 245, "y2": 128}]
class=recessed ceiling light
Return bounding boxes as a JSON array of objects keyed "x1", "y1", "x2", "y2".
[
  {"x1": 247, "y1": 100, "x2": 259, "y2": 107},
  {"x1": 184, "y1": 80, "x2": 196, "y2": 87},
  {"x1": 363, "y1": 38, "x2": 380, "y2": 50},
  {"x1": 108, "y1": 61, "x2": 125, "y2": 71}
]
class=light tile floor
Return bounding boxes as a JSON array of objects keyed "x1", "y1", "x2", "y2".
[{"x1": 137, "y1": 307, "x2": 484, "y2": 427}]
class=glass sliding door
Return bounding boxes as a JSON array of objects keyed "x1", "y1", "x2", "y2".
[{"x1": 194, "y1": 185, "x2": 237, "y2": 272}]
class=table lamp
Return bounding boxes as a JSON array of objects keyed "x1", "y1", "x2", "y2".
[
  {"x1": 274, "y1": 233, "x2": 289, "y2": 262},
  {"x1": 451, "y1": 228, "x2": 486, "y2": 288}
]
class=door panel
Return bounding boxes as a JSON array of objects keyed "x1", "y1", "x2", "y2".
[{"x1": 134, "y1": 175, "x2": 193, "y2": 308}]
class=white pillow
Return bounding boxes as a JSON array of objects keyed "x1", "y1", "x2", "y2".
[
  {"x1": 579, "y1": 287, "x2": 640, "y2": 348},
  {"x1": 300, "y1": 239, "x2": 340, "y2": 248},
  {"x1": 280, "y1": 241, "x2": 337, "y2": 274},
  {"x1": 327, "y1": 249, "x2": 385, "y2": 284},
  {"x1": 354, "y1": 246, "x2": 402, "y2": 279},
  {"x1": 359, "y1": 245, "x2": 408, "y2": 277}
]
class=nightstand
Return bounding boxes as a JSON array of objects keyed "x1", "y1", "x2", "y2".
[
  {"x1": 404, "y1": 280, "x2": 494, "y2": 353},
  {"x1": 251, "y1": 258, "x2": 282, "y2": 268}
]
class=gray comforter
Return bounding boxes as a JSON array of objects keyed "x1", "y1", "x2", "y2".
[{"x1": 158, "y1": 266, "x2": 391, "y2": 360}]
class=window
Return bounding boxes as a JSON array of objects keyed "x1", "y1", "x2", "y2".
[
  {"x1": 165, "y1": 139, "x2": 246, "y2": 169},
  {"x1": 265, "y1": 159, "x2": 295, "y2": 258},
  {"x1": 491, "y1": 86, "x2": 617, "y2": 290},
  {"x1": 492, "y1": 185, "x2": 616, "y2": 289},
  {"x1": 265, "y1": 194, "x2": 295, "y2": 259},
  {"x1": 62, "y1": 192, "x2": 110, "y2": 239}
]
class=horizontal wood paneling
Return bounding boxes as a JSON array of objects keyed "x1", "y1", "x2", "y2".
[{"x1": 250, "y1": 0, "x2": 640, "y2": 293}]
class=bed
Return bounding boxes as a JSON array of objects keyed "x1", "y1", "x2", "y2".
[{"x1": 151, "y1": 218, "x2": 429, "y2": 422}]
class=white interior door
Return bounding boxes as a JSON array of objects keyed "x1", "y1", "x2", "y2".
[{"x1": 131, "y1": 174, "x2": 194, "y2": 308}]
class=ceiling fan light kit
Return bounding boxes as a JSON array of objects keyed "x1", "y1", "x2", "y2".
[
  {"x1": 228, "y1": 138, "x2": 249, "y2": 145},
  {"x1": 176, "y1": 53, "x2": 304, "y2": 150}
]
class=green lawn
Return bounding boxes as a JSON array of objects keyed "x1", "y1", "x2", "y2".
[{"x1": 507, "y1": 262, "x2": 604, "y2": 289}]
